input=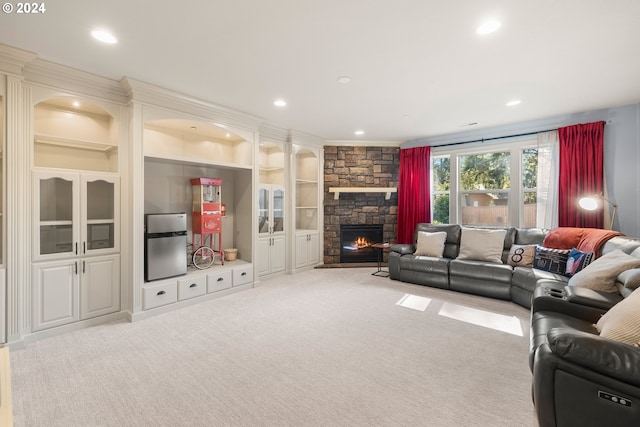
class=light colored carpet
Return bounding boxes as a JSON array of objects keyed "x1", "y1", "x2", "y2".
[{"x1": 10, "y1": 268, "x2": 537, "y2": 426}]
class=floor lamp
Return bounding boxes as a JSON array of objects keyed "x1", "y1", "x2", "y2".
[{"x1": 578, "y1": 193, "x2": 618, "y2": 230}]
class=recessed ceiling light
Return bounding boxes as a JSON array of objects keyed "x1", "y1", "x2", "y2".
[
  {"x1": 91, "y1": 29, "x2": 118, "y2": 44},
  {"x1": 72, "y1": 101, "x2": 80, "y2": 108},
  {"x1": 274, "y1": 99, "x2": 287, "y2": 107},
  {"x1": 354, "y1": 130, "x2": 365, "y2": 136},
  {"x1": 477, "y1": 20, "x2": 501, "y2": 35},
  {"x1": 226, "y1": 133, "x2": 231, "y2": 138},
  {"x1": 337, "y1": 76, "x2": 352, "y2": 84},
  {"x1": 506, "y1": 100, "x2": 521, "y2": 107}
]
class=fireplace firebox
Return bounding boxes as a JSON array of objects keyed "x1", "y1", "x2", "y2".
[{"x1": 340, "y1": 224, "x2": 383, "y2": 263}]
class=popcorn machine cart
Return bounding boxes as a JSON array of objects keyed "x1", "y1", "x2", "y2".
[{"x1": 190, "y1": 177, "x2": 224, "y2": 268}]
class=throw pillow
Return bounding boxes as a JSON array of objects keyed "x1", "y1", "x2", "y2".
[
  {"x1": 565, "y1": 248, "x2": 594, "y2": 276},
  {"x1": 457, "y1": 228, "x2": 506, "y2": 264},
  {"x1": 533, "y1": 246, "x2": 571, "y2": 276},
  {"x1": 507, "y1": 244, "x2": 536, "y2": 267},
  {"x1": 596, "y1": 288, "x2": 640, "y2": 345},
  {"x1": 413, "y1": 231, "x2": 447, "y2": 257},
  {"x1": 568, "y1": 250, "x2": 640, "y2": 293},
  {"x1": 617, "y1": 268, "x2": 640, "y2": 291}
]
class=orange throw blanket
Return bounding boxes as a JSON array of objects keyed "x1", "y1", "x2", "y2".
[{"x1": 542, "y1": 227, "x2": 623, "y2": 255}]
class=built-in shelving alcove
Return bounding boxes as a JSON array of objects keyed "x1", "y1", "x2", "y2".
[
  {"x1": 143, "y1": 119, "x2": 254, "y2": 265},
  {"x1": 33, "y1": 97, "x2": 118, "y2": 172}
]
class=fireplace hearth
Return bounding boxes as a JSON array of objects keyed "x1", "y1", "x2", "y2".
[{"x1": 340, "y1": 224, "x2": 383, "y2": 263}]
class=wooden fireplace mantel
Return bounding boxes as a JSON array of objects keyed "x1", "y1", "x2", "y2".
[{"x1": 329, "y1": 187, "x2": 397, "y2": 200}]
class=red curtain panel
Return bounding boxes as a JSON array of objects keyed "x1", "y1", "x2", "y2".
[
  {"x1": 558, "y1": 121, "x2": 605, "y2": 228},
  {"x1": 397, "y1": 146, "x2": 431, "y2": 244}
]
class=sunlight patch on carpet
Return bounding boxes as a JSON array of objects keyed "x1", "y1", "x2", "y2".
[
  {"x1": 396, "y1": 294, "x2": 432, "y2": 311},
  {"x1": 438, "y1": 303, "x2": 523, "y2": 336}
]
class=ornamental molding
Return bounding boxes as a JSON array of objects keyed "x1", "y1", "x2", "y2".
[{"x1": 122, "y1": 77, "x2": 264, "y2": 132}]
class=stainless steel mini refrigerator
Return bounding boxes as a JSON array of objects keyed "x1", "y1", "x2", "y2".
[{"x1": 144, "y1": 213, "x2": 188, "y2": 281}]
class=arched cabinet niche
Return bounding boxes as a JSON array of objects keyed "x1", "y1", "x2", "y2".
[{"x1": 141, "y1": 118, "x2": 254, "y2": 312}]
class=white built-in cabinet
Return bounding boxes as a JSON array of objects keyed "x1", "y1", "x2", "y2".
[
  {"x1": 31, "y1": 170, "x2": 121, "y2": 331},
  {"x1": 257, "y1": 184, "x2": 286, "y2": 276},
  {"x1": 257, "y1": 141, "x2": 287, "y2": 277},
  {"x1": 293, "y1": 145, "x2": 322, "y2": 270},
  {"x1": 31, "y1": 97, "x2": 122, "y2": 333}
]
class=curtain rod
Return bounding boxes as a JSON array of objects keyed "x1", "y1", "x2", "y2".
[
  {"x1": 431, "y1": 120, "x2": 609, "y2": 149},
  {"x1": 431, "y1": 127, "x2": 559, "y2": 148}
]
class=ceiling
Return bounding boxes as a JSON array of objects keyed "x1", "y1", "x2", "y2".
[{"x1": 2, "y1": 0, "x2": 640, "y2": 143}]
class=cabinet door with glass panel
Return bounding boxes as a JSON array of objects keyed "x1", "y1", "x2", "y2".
[
  {"x1": 258, "y1": 184, "x2": 285, "y2": 236},
  {"x1": 34, "y1": 170, "x2": 119, "y2": 260}
]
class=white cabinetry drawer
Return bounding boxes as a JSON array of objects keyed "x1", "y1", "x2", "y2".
[
  {"x1": 207, "y1": 270, "x2": 232, "y2": 293},
  {"x1": 177, "y1": 276, "x2": 207, "y2": 301},
  {"x1": 233, "y1": 265, "x2": 253, "y2": 287},
  {"x1": 143, "y1": 280, "x2": 177, "y2": 310}
]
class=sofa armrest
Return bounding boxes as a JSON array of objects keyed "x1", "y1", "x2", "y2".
[
  {"x1": 390, "y1": 244, "x2": 414, "y2": 255},
  {"x1": 548, "y1": 328, "x2": 640, "y2": 387},
  {"x1": 564, "y1": 286, "x2": 623, "y2": 310}
]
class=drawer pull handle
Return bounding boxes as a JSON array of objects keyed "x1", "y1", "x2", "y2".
[
  {"x1": 189, "y1": 283, "x2": 197, "y2": 288},
  {"x1": 217, "y1": 277, "x2": 224, "y2": 282},
  {"x1": 157, "y1": 290, "x2": 166, "y2": 296},
  {"x1": 241, "y1": 272, "x2": 247, "y2": 276}
]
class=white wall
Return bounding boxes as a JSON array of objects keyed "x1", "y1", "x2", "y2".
[{"x1": 403, "y1": 103, "x2": 640, "y2": 236}]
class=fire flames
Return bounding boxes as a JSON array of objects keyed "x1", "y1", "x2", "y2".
[{"x1": 353, "y1": 236, "x2": 371, "y2": 248}]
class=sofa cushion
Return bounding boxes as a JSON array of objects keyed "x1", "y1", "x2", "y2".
[
  {"x1": 507, "y1": 244, "x2": 536, "y2": 267},
  {"x1": 618, "y1": 268, "x2": 640, "y2": 291},
  {"x1": 414, "y1": 231, "x2": 447, "y2": 257},
  {"x1": 457, "y1": 227, "x2": 506, "y2": 263},
  {"x1": 568, "y1": 249, "x2": 640, "y2": 293},
  {"x1": 449, "y1": 259, "x2": 513, "y2": 283},
  {"x1": 515, "y1": 227, "x2": 547, "y2": 246},
  {"x1": 565, "y1": 248, "x2": 594, "y2": 276},
  {"x1": 596, "y1": 288, "x2": 640, "y2": 345},
  {"x1": 399, "y1": 254, "x2": 449, "y2": 275},
  {"x1": 533, "y1": 246, "x2": 571, "y2": 276},
  {"x1": 512, "y1": 267, "x2": 569, "y2": 294}
]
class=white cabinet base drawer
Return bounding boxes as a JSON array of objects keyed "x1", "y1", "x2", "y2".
[
  {"x1": 207, "y1": 270, "x2": 232, "y2": 293},
  {"x1": 143, "y1": 281, "x2": 177, "y2": 310},
  {"x1": 233, "y1": 265, "x2": 253, "y2": 287},
  {"x1": 178, "y1": 276, "x2": 207, "y2": 301}
]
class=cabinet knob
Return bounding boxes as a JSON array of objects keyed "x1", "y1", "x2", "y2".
[
  {"x1": 217, "y1": 277, "x2": 224, "y2": 282},
  {"x1": 157, "y1": 290, "x2": 166, "y2": 296},
  {"x1": 241, "y1": 272, "x2": 247, "y2": 276},
  {"x1": 189, "y1": 283, "x2": 197, "y2": 288}
]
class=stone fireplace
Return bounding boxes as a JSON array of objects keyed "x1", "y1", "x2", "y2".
[{"x1": 324, "y1": 146, "x2": 400, "y2": 265}]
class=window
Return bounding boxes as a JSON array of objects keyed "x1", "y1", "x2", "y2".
[
  {"x1": 432, "y1": 156, "x2": 450, "y2": 224},
  {"x1": 522, "y1": 148, "x2": 538, "y2": 227},
  {"x1": 459, "y1": 151, "x2": 510, "y2": 226},
  {"x1": 430, "y1": 139, "x2": 539, "y2": 227}
]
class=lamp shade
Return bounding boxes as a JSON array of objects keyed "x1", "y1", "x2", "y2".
[{"x1": 578, "y1": 196, "x2": 599, "y2": 211}]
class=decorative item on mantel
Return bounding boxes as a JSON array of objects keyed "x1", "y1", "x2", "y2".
[
  {"x1": 190, "y1": 178, "x2": 224, "y2": 269},
  {"x1": 328, "y1": 187, "x2": 397, "y2": 200}
]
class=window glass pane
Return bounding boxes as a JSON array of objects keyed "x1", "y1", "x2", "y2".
[
  {"x1": 460, "y1": 192, "x2": 509, "y2": 226},
  {"x1": 522, "y1": 148, "x2": 538, "y2": 189},
  {"x1": 523, "y1": 191, "x2": 537, "y2": 228},
  {"x1": 432, "y1": 194, "x2": 449, "y2": 224},
  {"x1": 459, "y1": 152, "x2": 510, "y2": 190},
  {"x1": 432, "y1": 156, "x2": 450, "y2": 191}
]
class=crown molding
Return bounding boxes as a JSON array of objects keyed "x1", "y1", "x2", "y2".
[
  {"x1": 325, "y1": 139, "x2": 402, "y2": 147},
  {"x1": 288, "y1": 129, "x2": 326, "y2": 148},
  {"x1": 0, "y1": 43, "x2": 37, "y2": 76},
  {"x1": 23, "y1": 58, "x2": 129, "y2": 104},
  {"x1": 258, "y1": 123, "x2": 289, "y2": 143},
  {"x1": 122, "y1": 77, "x2": 264, "y2": 132}
]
